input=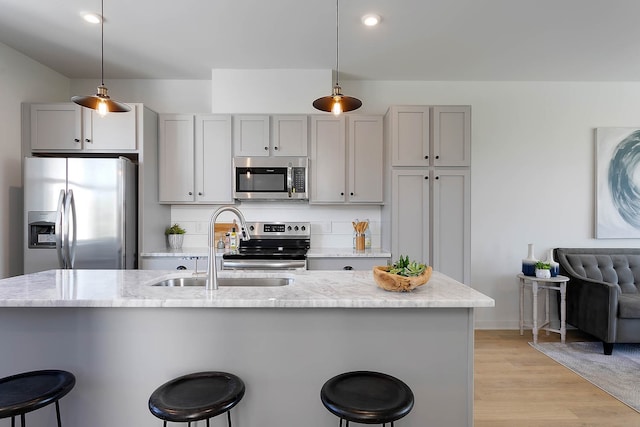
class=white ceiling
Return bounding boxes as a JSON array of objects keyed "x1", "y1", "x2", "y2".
[{"x1": 1, "y1": 0, "x2": 640, "y2": 82}]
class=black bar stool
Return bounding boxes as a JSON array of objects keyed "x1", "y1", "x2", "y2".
[
  {"x1": 321, "y1": 371, "x2": 414, "y2": 427},
  {"x1": 0, "y1": 370, "x2": 76, "y2": 427},
  {"x1": 148, "y1": 371, "x2": 245, "y2": 427}
]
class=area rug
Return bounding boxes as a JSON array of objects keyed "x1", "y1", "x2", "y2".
[{"x1": 530, "y1": 341, "x2": 640, "y2": 413}]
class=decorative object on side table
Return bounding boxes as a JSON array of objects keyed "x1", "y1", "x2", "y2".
[
  {"x1": 373, "y1": 255, "x2": 432, "y2": 292},
  {"x1": 546, "y1": 248, "x2": 560, "y2": 277},
  {"x1": 535, "y1": 261, "x2": 551, "y2": 279},
  {"x1": 522, "y1": 243, "x2": 538, "y2": 276},
  {"x1": 165, "y1": 223, "x2": 186, "y2": 249}
]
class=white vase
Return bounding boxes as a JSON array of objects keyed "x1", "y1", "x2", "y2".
[
  {"x1": 535, "y1": 268, "x2": 551, "y2": 279},
  {"x1": 522, "y1": 243, "x2": 538, "y2": 276},
  {"x1": 167, "y1": 234, "x2": 184, "y2": 249},
  {"x1": 546, "y1": 249, "x2": 560, "y2": 277}
]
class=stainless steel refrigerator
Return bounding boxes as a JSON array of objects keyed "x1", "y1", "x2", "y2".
[{"x1": 23, "y1": 156, "x2": 137, "y2": 273}]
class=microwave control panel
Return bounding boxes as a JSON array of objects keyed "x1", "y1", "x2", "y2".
[{"x1": 292, "y1": 167, "x2": 306, "y2": 192}]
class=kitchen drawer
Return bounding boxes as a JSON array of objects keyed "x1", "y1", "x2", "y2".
[{"x1": 307, "y1": 257, "x2": 389, "y2": 271}]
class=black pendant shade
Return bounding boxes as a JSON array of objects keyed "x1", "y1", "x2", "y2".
[
  {"x1": 313, "y1": 0, "x2": 362, "y2": 114},
  {"x1": 72, "y1": 0, "x2": 129, "y2": 114}
]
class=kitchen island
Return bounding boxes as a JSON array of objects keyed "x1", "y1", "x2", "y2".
[{"x1": 0, "y1": 269, "x2": 493, "y2": 427}]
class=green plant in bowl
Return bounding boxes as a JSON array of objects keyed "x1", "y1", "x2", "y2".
[
  {"x1": 388, "y1": 255, "x2": 427, "y2": 277},
  {"x1": 535, "y1": 261, "x2": 551, "y2": 270}
]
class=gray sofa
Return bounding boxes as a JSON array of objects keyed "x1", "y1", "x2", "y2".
[{"x1": 555, "y1": 248, "x2": 640, "y2": 355}]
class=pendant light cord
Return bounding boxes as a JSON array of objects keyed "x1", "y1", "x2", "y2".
[
  {"x1": 101, "y1": 0, "x2": 105, "y2": 86},
  {"x1": 335, "y1": 0, "x2": 339, "y2": 86}
]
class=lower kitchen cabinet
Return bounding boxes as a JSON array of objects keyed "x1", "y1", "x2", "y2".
[
  {"x1": 158, "y1": 114, "x2": 232, "y2": 203},
  {"x1": 388, "y1": 168, "x2": 470, "y2": 284},
  {"x1": 307, "y1": 257, "x2": 390, "y2": 271}
]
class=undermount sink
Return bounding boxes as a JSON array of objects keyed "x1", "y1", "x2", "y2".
[{"x1": 151, "y1": 276, "x2": 292, "y2": 287}]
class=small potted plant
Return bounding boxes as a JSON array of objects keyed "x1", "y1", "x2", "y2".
[
  {"x1": 165, "y1": 224, "x2": 186, "y2": 249},
  {"x1": 373, "y1": 255, "x2": 433, "y2": 292},
  {"x1": 535, "y1": 261, "x2": 551, "y2": 279}
]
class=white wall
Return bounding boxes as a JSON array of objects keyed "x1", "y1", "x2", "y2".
[
  {"x1": 52, "y1": 77, "x2": 640, "y2": 328},
  {"x1": 0, "y1": 42, "x2": 69, "y2": 278}
]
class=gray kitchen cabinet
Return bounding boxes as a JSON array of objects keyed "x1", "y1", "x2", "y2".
[
  {"x1": 233, "y1": 115, "x2": 270, "y2": 156},
  {"x1": 383, "y1": 105, "x2": 471, "y2": 284},
  {"x1": 310, "y1": 114, "x2": 383, "y2": 204},
  {"x1": 159, "y1": 114, "x2": 232, "y2": 204},
  {"x1": 388, "y1": 168, "x2": 470, "y2": 284},
  {"x1": 307, "y1": 257, "x2": 390, "y2": 271},
  {"x1": 30, "y1": 102, "x2": 137, "y2": 152},
  {"x1": 271, "y1": 115, "x2": 308, "y2": 156},
  {"x1": 387, "y1": 105, "x2": 470, "y2": 167}
]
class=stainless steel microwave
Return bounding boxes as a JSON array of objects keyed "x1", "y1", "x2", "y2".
[{"x1": 233, "y1": 157, "x2": 309, "y2": 200}]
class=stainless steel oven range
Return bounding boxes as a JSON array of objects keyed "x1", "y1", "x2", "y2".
[{"x1": 221, "y1": 222, "x2": 310, "y2": 270}]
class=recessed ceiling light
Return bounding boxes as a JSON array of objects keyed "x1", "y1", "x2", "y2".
[
  {"x1": 361, "y1": 14, "x2": 381, "y2": 27},
  {"x1": 83, "y1": 13, "x2": 102, "y2": 24}
]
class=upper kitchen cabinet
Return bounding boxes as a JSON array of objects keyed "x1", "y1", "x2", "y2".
[
  {"x1": 386, "y1": 105, "x2": 470, "y2": 167},
  {"x1": 309, "y1": 115, "x2": 383, "y2": 204},
  {"x1": 30, "y1": 103, "x2": 137, "y2": 152},
  {"x1": 158, "y1": 114, "x2": 232, "y2": 204},
  {"x1": 233, "y1": 115, "x2": 270, "y2": 156},
  {"x1": 233, "y1": 115, "x2": 308, "y2": 156},
  {"x1": 271, "y1": 115, "x2": 308, "y2": 156}
]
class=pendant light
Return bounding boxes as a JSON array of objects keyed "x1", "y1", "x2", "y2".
[
  {"x1": 313, "y1": 0, "x2": 362, "y2": 115},
  {"x1": 71, "y1": 0, "x2": 130, "y2": 115}
]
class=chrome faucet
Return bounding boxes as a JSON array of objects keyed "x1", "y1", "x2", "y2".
[{"x1": 207, "y1": 206, "x2": 250, "y2": 290}]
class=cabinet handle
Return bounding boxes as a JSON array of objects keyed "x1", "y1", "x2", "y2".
[
  {"x1": 435, "y1": 155, "x2": 440, "y2": 159},
  {"x1": 350, "y1": 192, "x2": 354, "y2": 196},
  {"x1": 425, "y1": 176, "x2": 428, "y2": 180},
  {"x1": 74, "y1": 138, "x2": 80, "y2": 143},
  {"x1": 274, "y1": 146, "x2": 279, "y2": 151},
  {"x1": 264, "y1": 146, "x2": 269, "y2": 151},
  {"x1": 340, "y1": 192, "x2": 344, "y2": 196},
  {"x1": 85, "y1": 138, "x2": 91, "y2": 143},
  {"x1": 424, "y1": 155, "x2": 429, "y2": 159},
  {"x1": 435, "y1": 176, "x2": 440, "y2": 180},
  {"x1": 188, "y1": 191, "x2": 193, "y2": 195},
  {"x1": 198, "y1": 192, "x2": 203, "y2": 196}
]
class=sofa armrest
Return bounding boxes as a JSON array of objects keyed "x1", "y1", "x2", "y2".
[{"x1": 565, "y1": 275, "x2": 620, "y2": 342}]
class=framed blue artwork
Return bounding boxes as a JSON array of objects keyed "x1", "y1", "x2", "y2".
[{"x1": 596, "y1": 127, "x2": 640, "y2": 238}]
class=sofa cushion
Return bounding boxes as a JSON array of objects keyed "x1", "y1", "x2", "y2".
[
  {"x1": 565, "y1": 254, "x2": 640, "y2": 294},
  {"x1": 619, "y1": 294, "x2": 640, "y2": 318}
]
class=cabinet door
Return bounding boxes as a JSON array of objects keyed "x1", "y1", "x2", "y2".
[
  {"x1": 310, "y1": 116, "x2": 346, "y2": 203},
  {"x1": 84, "y1": 104, "x2": 137, "y2": 151},
  {"x1": 272, "y1": 115, "x2": 308, "y2": 156},
  {"x1": 389, "y1": 106, "x2": 430, "y2": 167},
  {"x1": 233, "y1": 115, "x2": 270, "y2": 156},
  {"x1": 30, "y1": 103, "x2": 82, "y2": 151},
  {"x1": 431, "y1": 169, "x2": 470, "y2": 284},
  {"x1": 391, "y1": 169, "x2": 430, "y2": 265},
  {"x1": 432, "y1": 106, "x2": 471, "y2": 166},
  {"x1": 196, "y1": 114, "x2": 233, "y2": 203},
  {"x1": 158, "y1": 114, "x2": 195, "y2": 203},
  {"x1": 348, "y1": 115, "x2": 383, "y2": 203}
]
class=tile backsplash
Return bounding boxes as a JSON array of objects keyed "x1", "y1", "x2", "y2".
[{"x1": 169, "y1": 203, "x2": 382, "y2": 249}]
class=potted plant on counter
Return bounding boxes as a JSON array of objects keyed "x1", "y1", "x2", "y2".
[
  {"x1": 165, "y1": 224, "x2": 186, "y2": 249},
  {"x1": 373, "y1": 255, "x2": 433, "y2": 292}
]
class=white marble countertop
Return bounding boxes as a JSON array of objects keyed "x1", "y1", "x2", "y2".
[
  {"x1": 0, "y1": 269, "x2": 494, "y2": 309},
  {"x1": 140, "y1": 247, "x2": 391, "y2": 258}
]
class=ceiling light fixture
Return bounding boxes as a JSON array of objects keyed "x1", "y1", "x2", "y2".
[
  {"x1": 313, "y1": 0, "x2": 362, "y2": 115},
  {"x1": 361, "y1": 14, "x2": 381, "y2": 27},
  {"x1": 72, "y1": 0, "x2": 130, "y2": 116}
]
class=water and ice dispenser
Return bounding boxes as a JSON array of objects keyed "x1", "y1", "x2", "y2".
[{"x1": 27, "y1": 211, "x2": 57, "y2": 249}]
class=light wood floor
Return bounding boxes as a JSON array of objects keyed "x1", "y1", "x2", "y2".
[{"x1": 474, "y1": 330, "x2": 640, "y2": 427}]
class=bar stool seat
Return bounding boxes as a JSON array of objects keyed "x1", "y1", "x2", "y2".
[
  {"x1": 321, "y1": 371, "x2": 414, "y2": 426},
  {"x1": 148, "y1": 371, "x2": 245, "y2": 427},
  {"x1": 0, "y1": 370, "x2": 76, "y2": 427}
]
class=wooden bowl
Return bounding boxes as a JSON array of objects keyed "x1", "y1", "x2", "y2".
[{"x1": 373, "y1": 265, "x2": 433, "y2": 292}]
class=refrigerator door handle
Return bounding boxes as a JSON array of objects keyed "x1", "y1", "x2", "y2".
[
  {"x1": 56, "y1": 189, "x2": 66, "y2": 268},
  {"x1": 66, "y1": 189, "x2": 77, "y2": 269}
]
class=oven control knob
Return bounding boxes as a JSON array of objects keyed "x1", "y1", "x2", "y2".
[
  {"x1": 249, "y1": 225, "x2": 255, "y2": 231},
  {"x1": 301, "y1": 226, "x2": 306, "y2": 231},
  {"x1": 287, "y1": 226, "x2": 292, "y2": 231},
  {"x1": 294, "y1": 226, "x2": 299, "y2": 231}
]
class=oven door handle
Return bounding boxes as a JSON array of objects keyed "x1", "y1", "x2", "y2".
[{"x1": 222, "y1": 260, "x2": 306, "y2": 270}]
